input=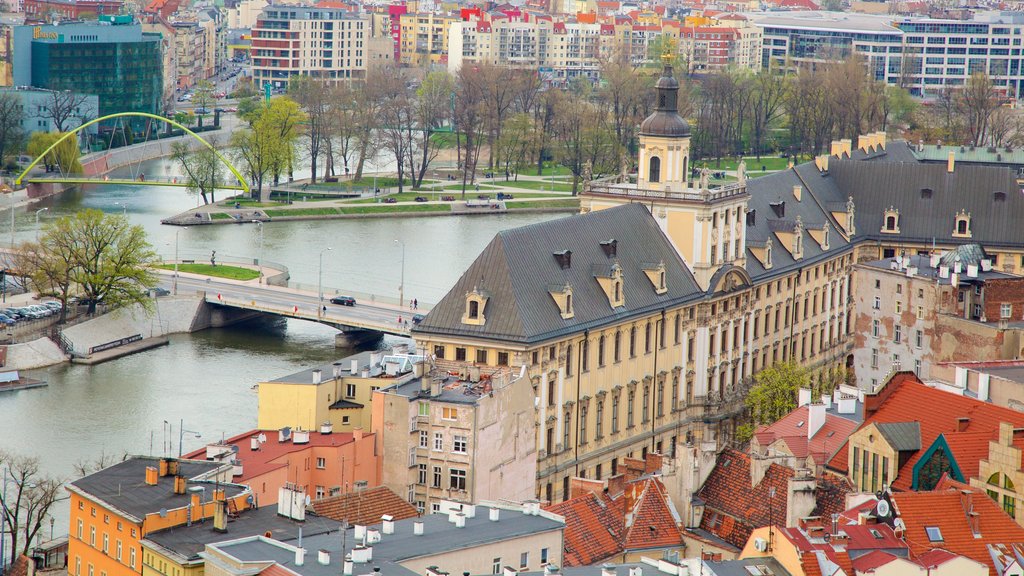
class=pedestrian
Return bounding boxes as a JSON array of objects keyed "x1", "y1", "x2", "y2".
[
  {"x1": 398, "y1": 315, "x2": 403, "y2": 325},
  {"x1": 210, "y1": 250, "x2": 217, "y2": 266},
  {"x1": 322, "y1": 305, "x2": 327, "y2": 314},
  {"x1": 413, "y1": 298, "x2": 418, "y2": 310}
]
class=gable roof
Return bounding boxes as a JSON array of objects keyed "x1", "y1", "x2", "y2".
[
  {"x1": 545, "y1": 476, "x2": 682, "y2": 566},
  {"x1": 413, "y1": 204, "x2": 703, "y2": 344},
  {"x1": 309, "y1": 486, "x2": 418, "y2": 527},
  {"x1": 892, "y1": 487, "x2": 1024, "y2": 576},
  {"x1": 753, "y1": 405, "x2": 859, "y2": 466},
  {"x1": 827, "y1": 374, "x2": 1024, "y2": 491},
  {"x1": 875, "y1": 422, "x2": 922, "y2": 452}
]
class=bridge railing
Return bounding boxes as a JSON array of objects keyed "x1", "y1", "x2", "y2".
[{"x1": 286, "y1": 281, "x2": 433, "y2": 310}]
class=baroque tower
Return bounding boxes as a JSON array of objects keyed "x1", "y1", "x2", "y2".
[{"x1": 581, "y1": 58, "x2": 749, "y2": 291}]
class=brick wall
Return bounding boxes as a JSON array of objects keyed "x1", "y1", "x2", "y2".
[{"x1": 983, "y1": 278, "x2": 1024, "y2": 322}]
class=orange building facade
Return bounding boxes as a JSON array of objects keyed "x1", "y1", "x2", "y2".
[{"x1": 67, "y1": 458, "x2": 251, "y2": 576}]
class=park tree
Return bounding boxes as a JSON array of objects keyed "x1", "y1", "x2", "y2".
[
  {"x1": 289, "y1": 76, "x2": 332, "y2": 183},
  {"x1": 0, "y1": 450, "x2": 64, "y2": 566},
  {"x1": 42, "y1": 90, "x2": 92, "y2": 132},
  {"x1": 26, "y1": 132, "x2": 83, "y2": 174},
  {"x1": 232, "y1": 97, "x2": 305, "y2": 201},
  {"x1": 23, "y1": 210, "x2": 157, "y2": 315},
  {"x1": 959, "y1": 72, "x2": 1002, "y2": 146},
  {"x1": 192, "y1": 80, "x2": 216, "y2": 115},
  {"x1": 749, "y1": 66, "x2": 787, "y2": 159},
  {"x1": 495, "y1": 113, "x2": 535, "y2": 180},
  {"x1": 0, "y1": 92, "x2": 23, "y2": 165},
  {"x1": 736, "y1": 362, "x2": 811, "y2": 443},
  {"x1": 454, "y1": 65, "x2": 487, "y2": 196},
  {"x1": 409, "y1": 70, "x2": 455, "y2": 188},
  {"x1": 172, "y1": 139, "x2": 225, "y2": 205}
]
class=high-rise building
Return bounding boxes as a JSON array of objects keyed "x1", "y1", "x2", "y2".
[
  {"x1": 13, "y1": 17, "x2": 164, "y2": 125},
  {"x1": 250, "y1": 5, "x2": 369, "y2": 90}
]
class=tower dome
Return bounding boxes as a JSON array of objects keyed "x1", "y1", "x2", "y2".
[{"x1": 639, "y1": 63, "x2": 690, "y2": 138}]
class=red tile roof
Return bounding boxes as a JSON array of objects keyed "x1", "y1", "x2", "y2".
[
  {"x1": 891, "y1": 487, "x2": 1024, "y2": 576},
  {"x1": 309, "y1": 486, "x2": 417, "y2": 526},
  {"x1": 546, "y1": 492, "x2": 625, "y2": 566},
  {"x1": 754, "y1": 405, "x2": 859, "y2": 467},
  {"x1": 827, "y1": 375, "x2": 1024, "y2": 490},
  {"x1": 697, "y1": 449, "x2": 852, "y2": 549},
  {"x1": 546, "y1": 476, "x2": 681, "y2": 566},
  {"x1": 917, "y1": 548, "x2": 962, "y2": 568},
  {"x1": 842, "y1": 523, "x2": 907, "y2": 552},
  {"x1": 851, "y1": 550, "x2": 902, "y2": 573},
  {"x1": 184, "y1": 429, "x2": 372, "y2": 483}
]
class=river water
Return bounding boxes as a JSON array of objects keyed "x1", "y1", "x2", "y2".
[{"x1": 0, "y1": 158, "x2": 562, "y2": 535}]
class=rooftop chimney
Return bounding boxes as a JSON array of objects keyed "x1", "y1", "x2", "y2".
[
  {"x1": 947, "y1": 150, "x2": 955, "y2": 173},
  {"x1": 312, "y1": 369, "x2": 322, "y2": 384},
  {"x1": 250, "y1": 436, "x2": 260, "y2": 451},
  {"x1": 350, "y1": 359, "x2": 358, "y2": 373},
  {"x1": 333, "y1": 362, "x2": 342, "y2": 378},
  {"x1": 957, "y1": 417, "x2": 970, "y2": 432},
  {"x1": 602, "y1": 565, "x2": 616, "y2": 576},
  {"x1": 320, "y1": 422, "x2": 333, "y2": 435},
  {"x1": 808, "y1": 403, "x2": 826, "y2": 440},
  {"x1": 213, "y1": 499, "x2": 228, "y2": 532},
  {"x1": 318, "y1": 550, "x2": 330, "y2": 566},
  {"x1": 381, "y1": 515, "x2": 395, "y2": 535},
  {"x1": 353, "y1": 427, "x2": 364, "y2": 441},
  {"x1": 293, "y1": 429, "x2": 310, "y2": 444},
  {"x1": 173, "y1": 475, "x2": 187, "y2": 495},
  {"x1": 351, "y1": 546, "x2": 372, "y2": 563},
  {"x1": 145, "y1": 466, "x2": 158, "y2": 486},
  {"x1": 295, "y1": 548, "x2": 305, "y2": 566},
  {"x1": 489, "y1": 507, "x2": 500, "y2": 522},
  {"x1": 454, "y1": 513, "x2": 466, "y2": 528},
  {"x1": 798, "y1": 387, "x2": 812, "y2": 407},
  {"x1": 414, "y1": 521, "x2": 424, "y2": 536}
]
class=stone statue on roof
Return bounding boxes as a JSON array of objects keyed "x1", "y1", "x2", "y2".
[
  {"x1": 737, "y1": 160, "x2": 747, "y2": 185},
  {"x1": 699, "y1": 167, "x2": 711, "y2": 190},
  {"x1": 583, "y1": 160, "x2": 593, "y2": 185}
]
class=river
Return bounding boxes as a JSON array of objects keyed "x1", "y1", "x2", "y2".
[{"x1": 0, "y1": 158, "x2": 563, "y2": 537}]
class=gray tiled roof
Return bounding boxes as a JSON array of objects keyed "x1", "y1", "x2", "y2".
[
  {"x1": 413, "y1": 204, "x2": 704, "y2": 344},
  {"x1": 828, "y1": 159, "x2": 1024, "y2": 247},
  {"x1": 875, "y1": 422, "x2": 921, "y2": 452}
]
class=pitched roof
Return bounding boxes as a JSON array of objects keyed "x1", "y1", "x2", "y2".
[
  {"x1": 309, "y1": 486, "x2": 418, "y2": 527},
  {"x1": 851, "y1": 550, "x2": 903, "y2": 573},
  {"x1": 413, "y1": 203, "x2": 703, "y2": 344},
  {"x1": 697, "y1": 449, "x2": 851, "y2": 549},
  {"x1": 545, "y1": 476, "x2": 681, "y2": 566},
  {"x1": 875, "y1": 422, "x2": 921, "y2": 452},
  {"x1": 753, "y1": 405, "x2": 859, "y2": 466},
  {"x1": 545, "y1": 492, "x2": 625, "y2": 566},
  {"x1": 892, "y1": 487, "x2": 1024, "y2": 576},
  {"x1": 827, "y1": 374, "x2": 1024, "y2": 490}
]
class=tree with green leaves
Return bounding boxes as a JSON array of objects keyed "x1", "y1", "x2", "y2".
[
  {"x1": 171, "y1": 139, "x2": 225, "y2": 205},
  {"x1": 26, "y1": 132, "x2": 83, "y2": 174},
  {"x1": 192, "y1": 80, "x2": 216, "y2": 115},
  {"x1": 736, "y1": 362, "x2": 811, "y2": 443},
  {"x1": 232, "y1": 97, "x2": 306, "y2": 201},
  {"x1": 20, "y1": 210, "x2": 157, "y2": 316}
]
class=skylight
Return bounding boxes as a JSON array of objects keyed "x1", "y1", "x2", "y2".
[{"x1": 925, "y1": 526, "x2": 943, "y2": 542}]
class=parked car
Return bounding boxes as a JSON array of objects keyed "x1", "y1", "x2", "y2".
[
  {"x1": 0, "y1": 314, "x2": 16, "y2": 326},
  {"x1": 412, "y1": 314, "x2": 425, "y2": 325},
  {"x1": 42, "y1": 301, "x2": 62, "y2": 311},
  {"x1": 330, "y1": 296, "x2": 356, "y2": 306},
  {"x1": 27, "y1": 305, "x2": 52, "y2": 317},
  {"x1": 194, "y1": 107, "x2": 209, "y2": 115},
  {"x1": 21, "y1": 306, "x2": 46, "y2": 319},
  {"x1": 414, "y1": 196, "x2": 428, "y2": 202},
  {"x1": 4, "y1": 308, "x2": 28, "y2": 319}
]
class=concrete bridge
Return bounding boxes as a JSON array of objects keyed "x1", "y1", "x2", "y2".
[{"x1": 156, "y1": 272, "x2": 424, "y2": 346}]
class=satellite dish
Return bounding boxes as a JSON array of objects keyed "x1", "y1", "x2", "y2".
[{"x1": 876, "y1": 499, "x2": 891, "y2": 518}]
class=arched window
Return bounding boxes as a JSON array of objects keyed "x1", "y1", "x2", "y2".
[
  {"x1": 766, "y1": 243, "x2": 773, "y2": 269},
  {"x1": 614, "y1": 281, "x2": 621, "y2": 302},
  {"x1": 468, "y1": 300, "x2": 479, "y2": 319},
  {"x1": 659, "y1": 271, "x2": 666, "y2": 290},
  {"x1": 886, "y1": 215, "x2": 896, "y2": 231},
  {"x1": 649, "y1": 156, "x2": 661, "y2": 183},
  {"x1": 957, "y1": 218, "x2": 968, "y2": 235},
  {"x1": 565, "y1": 293, "x2": 573, "y2": 315},
  {"x1": 823, "y1": 226, "x2": 830, "y2": 250}
]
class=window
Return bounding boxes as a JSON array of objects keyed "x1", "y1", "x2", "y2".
[
  {"x1": 497, "y1": 352, "x2": 509, "y2": 365},
  {"x1": 75, "y1": 557, "x2": 81, "y2": 576},
  {"x1": 581, "y1": 339, "x2": 589, "y2": 371},
  {"x1": 442, "y1": 407, "x2": 457, "y2": 420},
  {"x1": 894, "y1": 324, "x2": 902, "y2": 343},
  {"x1": 476, "y1": 349, "x2": 487, "y2": 364},
  {"x1": 433, "y1": 432, "x2": 443, "y2": 451},
  {"x1": 102, "y1": 534, "x2": 108, "y2": 553},
  {"x1": 895, "y1": 300, "x2": 902, "y2": 314},
  {"x1": 645, "y1": 323, "x2": 652, "y2": 353},
  {"x1": 450, "y1": 468, "x2": 467, "y2": 491},
  {"x1": 90, "y1": 526, "x2": 96, "y2": 546},
  {"x1": 1003, "y1": 303, "x2": 1013, "y2": 318},
  {"x1": 419, "y1": 430, "x2": 428, "y2": 448},
  {"x1": 916, "y1": 306, "x2": 924, "y2": 320},
  {"x1": 548, "y1": 380, "x2": 556, "y2": 406},
  {"x1": 872, "y1": 319, "x2": 880, "y2": 337},
  {"x1": 520, "y1": 552, "x2": 529, "y2": 569},
  {"x1": 130, "y1": 548, "x2": 136, "y2": 569},
  {"x1": 629, "y1": 327, "x2": 637, "y2": 357},
  {"x1": 597, "y1": 335, "x2": 605, "y2": 367},
  {"x1": 649, "y1": 156, "x2": 661, "y2": 183},
  {"x1": 915, "y1": 330, "x2": 923, "y2": 348},
  {"x1": 493, "y1": 558, "x2": 502, "y2": 574},
  {"x1": 455, "y1": 347, "x2": 466, "y2": 361},
  {"x1": 611, "y1": 394, "x2": 620, "y2": 433},
  {"x1": 418, "y1": 402, "x2": 430, "y2": 417},
  {"x1": 871, "y1": 348, "x2": 879, "y2": 368},
  {"x1": 434, "y1": 345, "x2": 445, "y2": 359},
  {"x1": 116, "y1": 541, "x2": 122, "y2": 561},
  {"x1": 316, "y1": 486, "x2": 326, "y2": 499},
  {"x1": 432, "y1": 466, "x2": 442, "y2": 488},
  {"x1": 77, "y1": 519, "x2": 83, "y2": 539},
  {"x1": 595, "y1": 400, "x2": 604, "y2": 438},
  {"x1": 642, "y1": 385, "x2": 650, "y2": 423},
  {"x1": 453, "y1": 435, "x2": 467, "y2": 454},
  {"x1": 541, "y1": 548, "x2": 549, "y2": 565},
  {"x1": 418, "y1": 463, "x2": 427, "y2": 484},
  {"x1": 346, "y1": 383, "x2": 356, "y2": 398},
  {"x1": 316, "y1": 457, "x2": 326, "y2": 469},
  {"x1": 627, "y1": 391, "x2": 635, "y2": 427},
  {"x1": 614, "y1": 331, "x2": 621, "y2": 362},
  {"x1": 564, "y1": 411, "x2": 572, "y2": 448},
  {"x1": 656, "y1": 381, "x2": 664, "y2": 417},
  {"x1": 925, "y1": 526, "x2": 943, "y2": 542}
]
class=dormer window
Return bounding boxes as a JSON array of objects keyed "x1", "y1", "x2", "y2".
[
  {"x1": 461, "y1": 287, "x2": 490, "y2": 326},
  {"x1": 548, "y1": 283, "x2": 575, "y2": 319},
  {"x1": 882, "y1": 206, "x2": 900, "y2": 234},
  {"x1": 953, "y1": 210, "x2": 972, "y2": 238},
  {"x1": 642, "y1": 262, "x2": 668, "y2": 295},
  {"x1": 594, "y1": 264, "x2": 626, "y2": 308}
]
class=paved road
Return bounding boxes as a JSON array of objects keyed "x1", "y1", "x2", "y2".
[{"x1": 155, "y1": 273, "x2": 421, "y2": 337}]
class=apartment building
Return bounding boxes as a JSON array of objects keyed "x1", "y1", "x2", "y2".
[
  {"x1": 398, "y1": 12, "x2": 453, "y2": 66},
  {"x1": 250, "y1": 5, "x2": 369, "y2": 89},
  {"x1": 371, "y1": 365, "x2": 537, "y2": 513},
  {"x1": 678, "y1": 23, "x2": 762, "y2": 71},
  {"x1": 750, "y1": 10, "x2": 1024, "y2": 98},
  {"x1": 852, "y1": 246, "x2": 1024, "y2": 387}
]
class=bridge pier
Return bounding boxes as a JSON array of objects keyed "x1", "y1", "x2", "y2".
[{"x1": 335, "y1": 329, "x2": 383, "y2": 349}]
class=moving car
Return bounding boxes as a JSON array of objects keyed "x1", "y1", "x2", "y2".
[{"x1": 330, "y1": 296, "x2": 356, "y2": 306}]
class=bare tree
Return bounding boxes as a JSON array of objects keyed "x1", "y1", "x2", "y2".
[
  {"x1": 289, "y1": 77, "x2": 332, "y2": 183},
  {"x1": 41, "y1": 90, "x2": 91, "y2": 132},
  {"x1": 409, "y1": 70, "x2": 454, "y2": 188},
  {"x1": 0, "y1": 451, "x2": 65, "y2": 565},
  {"x1": 454, "y1": 65, "x2": 487, "y2": 197},
  {"x1": 959, "y1": 72, "x2": 1002, "y2": 146},
  {"x1": 378, "y1": 67, "x2": 415, "y2": 194},
  {"x1": 0, "y1": 93, "x2": 23, "y2": 165},
  {"x1": 749, "y1": 66, "x2": 787, "y2": 159}
]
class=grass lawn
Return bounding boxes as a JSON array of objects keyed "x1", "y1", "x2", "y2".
[
  {"x1": 523, "y1": 163, "x2": 573, "y2": 177},
  {"x1": 349, "y1": 192, "x2": 443, "y2": 204},
  {"x1": 697, "y1": 155, "x2": 807, "y2": 172},
  {"x1": 430, "y1": 132, "x2": 458, "y2": 149},
  {"x1": 337, "y1": 204, "x2": 450, "y2": 215},
  {"x1": 502, "y1": 180, "x2": 575, "y2": 193},
  {"x1": 441, "y1": 183, "x2": 498, "y2": 191},
  {"x1": 309, "y1": 177, "x2": 436, "y2": 190},
  {"x1": 218, "y1": 198, "x2": 285, "y2": 207},
  {"x1": 210, "y1": 213, "x2": 233, "y2": 220},
  {"x1": 156, "y1": 263, "x2": 260, "y2": 281},
  {"x1": 265, "y1": 207, "x2": 339, "y2": 217},
  {"x1": 506, "y1": 199, "x2": 579, "y2": 210}
]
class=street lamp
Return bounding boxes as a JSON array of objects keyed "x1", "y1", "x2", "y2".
[
  {"x1": 173, "y1": 227, "x2": 188, "y2": 296},
  {"x1": 178, "y1": 418, "x2": 201, "y2": 458},
  {"x1": 394, "y1": 239, "x2": 405, "y2": 308},
  {"x1": 34, "y1": 207, "x2": 47, "y2": 240},
  {"x1": 252, "y1": 220, "x2": 264, "y2": 284},
  {"x1": 318, "y1": 247, "x2": 332, "y2": 317}
]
